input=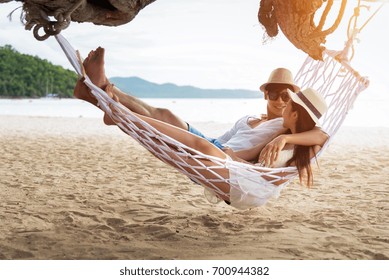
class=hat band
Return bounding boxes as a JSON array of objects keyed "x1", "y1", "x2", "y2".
[{"x1": 297, "y1": 91, "x2": 322, "y2": 119}]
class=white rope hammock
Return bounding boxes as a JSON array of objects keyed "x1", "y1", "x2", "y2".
[{"x1": 55, "y1": 34, "x2": 369, "y2": 209}]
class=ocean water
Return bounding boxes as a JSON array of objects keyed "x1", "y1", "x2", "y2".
[
  {"x1": 0, "y1": 98, "x2": 265, "y2": 124},
  {"x1": 0, "y1": 96, "x2": 388, "y2": 128}
]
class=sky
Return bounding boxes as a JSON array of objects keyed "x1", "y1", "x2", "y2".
[{"x1": 0, "y1": 0, "x2": 388, "y2": 98}]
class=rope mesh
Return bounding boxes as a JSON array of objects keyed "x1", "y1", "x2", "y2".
[
  {"x1": 295, "y1": 49, "x2": 369, "y2": 155},
  {"x1": 55, "y1": 34, "x2": 368, "y2": 204}
]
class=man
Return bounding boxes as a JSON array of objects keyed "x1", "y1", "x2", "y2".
[{"x1": 75, "y1": 47, "x2": 328, "y2": 163}]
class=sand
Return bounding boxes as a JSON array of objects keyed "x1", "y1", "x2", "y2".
[{"x1": 0, "y1": 115, "x2": 388, "y2": 260}]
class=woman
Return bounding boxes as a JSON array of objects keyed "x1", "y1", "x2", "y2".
[{"x1": 103, "y1": 84, "x2": 328, "y2": 209}]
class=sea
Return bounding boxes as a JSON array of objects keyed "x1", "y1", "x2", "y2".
[{"x1": 0, "y1": 96, "x2": 388, "y2": 128}]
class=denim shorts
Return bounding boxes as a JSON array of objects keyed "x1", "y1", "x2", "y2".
[{"x1": 187, "y1": 123, "x2": 225, "y2": 149}]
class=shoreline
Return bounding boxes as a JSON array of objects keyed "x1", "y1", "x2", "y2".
[
  {"x1": 2, "y1": 115, "x2": 389, "y2": 147},
  {"x1": 1, "y1": 115, "x2": 388, "y2": 259}
]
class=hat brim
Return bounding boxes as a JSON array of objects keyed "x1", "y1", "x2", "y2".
[
  {"x1": 288, "y1": 90, "x2": 321, "y2": 125},
  {"x1": 260, "y1": 82, "x2": 300, "y2": 93}
]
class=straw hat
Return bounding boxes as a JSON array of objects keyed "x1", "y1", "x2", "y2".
[
  {"x1": 259, "y1": 68, "x2": 300, "y2": 93},
  {"x1": 288, "y1": 88, "x2": 328, "y2": 125}
]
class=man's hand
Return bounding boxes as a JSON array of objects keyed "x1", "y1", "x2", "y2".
[{"x1": 258, "y1": 135, "x2": 287, "y2": 167}]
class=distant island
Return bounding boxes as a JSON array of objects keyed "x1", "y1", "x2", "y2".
[
  {"x1": 0, "y1": 44, "x2": 261, "y2": 99},
  {"x1": 110, "y1": 76, "x2": 261, "y2": 99}
]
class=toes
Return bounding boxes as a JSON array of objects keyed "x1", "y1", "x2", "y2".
[
  {"x1": 87, "y1": 50, "x2": 94, "y2": 59},
  {"x1": 83, "y1": 56, "x2": 89, "y2": 66},
  {"x1": 97, "y1": 47, "x2": 105, "y2": 55},
  {"x1": 87, "y1": 50, "x2": 96, "y2": 61},
  {"x1": 93, "y1": 47, "x2": 105, "y2": 61},
  {"x1": 83, "y1": 50, "x2": 95, "y2": 65}
]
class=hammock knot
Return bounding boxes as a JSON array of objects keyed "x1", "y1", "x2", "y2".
[{"x1": 22, "y1": 0, "x2": 86, "y2": 41}]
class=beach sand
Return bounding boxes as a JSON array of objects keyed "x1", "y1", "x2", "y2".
[{"x1": 0, "y1": 115, "x2": 388, "y2": 260}]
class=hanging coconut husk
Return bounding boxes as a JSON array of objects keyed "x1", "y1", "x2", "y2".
[{"x1": 258, "y1": 0, "x2": 347, "y2": 60}]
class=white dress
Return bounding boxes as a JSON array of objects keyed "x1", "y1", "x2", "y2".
[
  {"x1": 228, "y1": 149, "x2": 294, "y2": 210},
  {"x1": 204, "y1": 150, "x2": 294, "y2": 210}
]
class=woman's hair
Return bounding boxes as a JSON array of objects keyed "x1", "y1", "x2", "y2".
[{"x1": 286, "y1": 101, "x2": 317, "y2": 187}]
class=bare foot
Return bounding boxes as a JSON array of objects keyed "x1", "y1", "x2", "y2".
[
  {"x1": 103, "y1": 83, "x2": 119, "y2": 125},
  {"x1": 73, "y1": 78, "x2": 98, "y2": 106},
  {"x1": 106, "y1": 84, "x2": 119, "y2": 101},
  {"x1": 83, "y1": 47, "x2": 109, "y2": 89}
]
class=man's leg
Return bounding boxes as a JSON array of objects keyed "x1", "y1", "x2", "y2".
[
  {"x1": 110, "y1": 86, "x2": 188, "y2": 128},
  {"x1": 79, "y1": 47, "x2": 188, "y2": 130}
]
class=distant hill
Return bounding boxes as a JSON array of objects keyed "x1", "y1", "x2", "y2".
[
  {"x1": 0, "y1": 44, "x2": 261, "y2": 99},
  {"x1": 0, "y1": 45, "x2": 77, "y2": 98},
  {"x1": 110, "y1": 76, "x2": 261, "y2": 99}
]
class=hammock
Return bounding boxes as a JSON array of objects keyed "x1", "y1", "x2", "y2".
[{"x1": 55, "y1": 34, "x2": 368, "y2": 208}]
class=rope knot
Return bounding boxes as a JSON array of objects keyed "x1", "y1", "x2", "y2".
[{"x1": 22, "y1": 0, "x2": 85, "y2": 41}]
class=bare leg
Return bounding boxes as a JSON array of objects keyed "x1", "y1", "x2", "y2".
[
  {"x1": 105, "y1": 84, "x2": 226, "y2": 158},
  {"x1": 111, "y1": 86, "x2": 188, "y2": 129},
  {"x1": 82, "y1": 47, "x2": 188, "y2": 130},
  {"x1": 103, "y1": 84, "x2": 119, "y2": 125}
]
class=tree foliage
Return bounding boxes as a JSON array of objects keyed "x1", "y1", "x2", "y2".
[{"x1": 0, "y1": 45, "x2": 77, "y2": 98}]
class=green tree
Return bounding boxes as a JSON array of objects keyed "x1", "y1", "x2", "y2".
[{"x1": 0, "y1": 45, "x2": 78, "y2": 98}]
